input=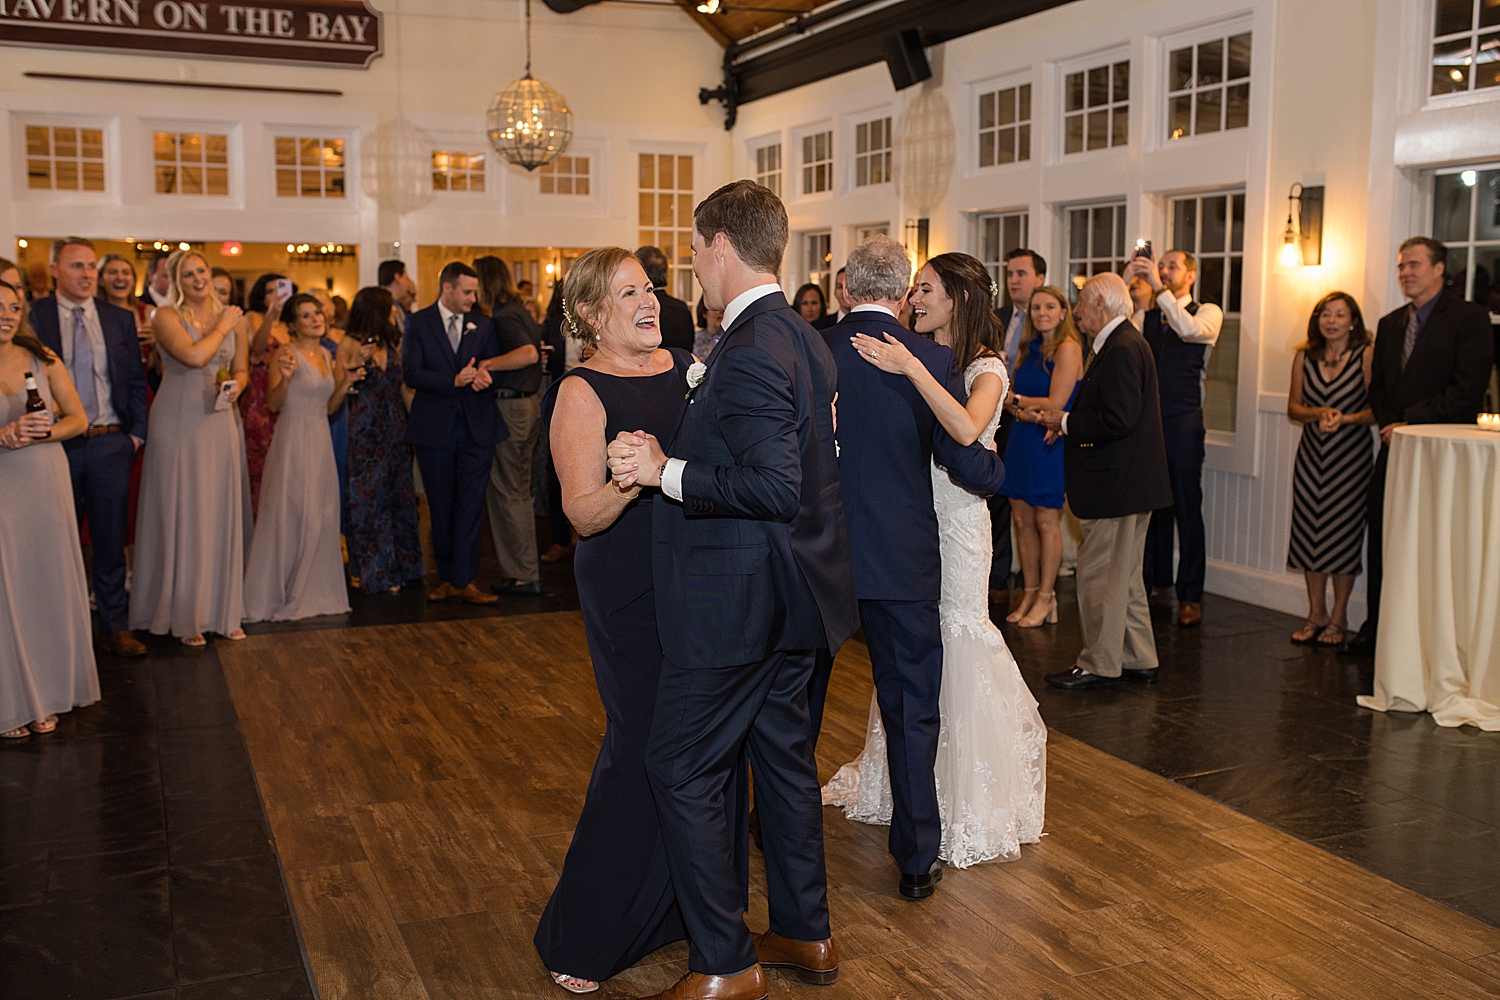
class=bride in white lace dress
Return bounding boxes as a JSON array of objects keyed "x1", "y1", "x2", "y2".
[{"x1": 825, "y1": 253, "x2": 1046, "y2": 868}]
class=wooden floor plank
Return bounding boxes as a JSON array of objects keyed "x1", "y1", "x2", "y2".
[
  {"x1": 400, "y1": 910, "x2": 538, "y2": 1000},
  {"x1": 479, "y1": 878, "x2": 562, "y2": 997},
  {"x1": 1256, "y1": 946, "x2": 1432, "y2": 1000},
  {"x1": 841, "y1": 948, "x2": 984, "y2": 1000},
  {"x1": 284, "y1": 862, "x2": 428, "y2": 1000},
  {"x1": 420, "y1": 778, "x2": 554, "y2": 887},
  {"x1": 347, "y1": 801, "x2": 485, "y2": 925},
  {"x1": 1074, "y1": 960, "x2": 1215, "y2": 1000}
]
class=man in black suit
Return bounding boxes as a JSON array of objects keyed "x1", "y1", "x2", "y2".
[
  {"x1": 1034, "y1": 272, "x2": 1172, "y2": 689},
  {"x1": 142, "y1": 251, "x2": 171, "y2": 308},
  {"x1": 608, "y1": 181, "x2": 857, "y2": 999},
  {"x1": 31, "y1": 238, "x2": 149, "y2": 658},
  {"x1": 1345, "y1": 237, "x2": 1494, "y2": 656},
  {"x1": 379, "y1": 258, "x2": 415, "y2": 333},
  {"x1": 831, "y1": 266, "x2": 852, "y2": 322},
  {"x1": 820, "y1": 235, "x2": 1007, "y2": 901},
  {"x1": 636, "y1": 245, "x2": 696, "y2": 353},
  {"x1": 991, "y1": 248, "x2": 1048, "y2": 599},
  {"x1": 402, "y1": 261, "x2": 505, "y2": 606}
]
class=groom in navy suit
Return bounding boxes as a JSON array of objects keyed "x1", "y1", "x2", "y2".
[
  {"x1": 31, "y1": 237, "x2": 149, "y2": 658},
  {"x1": 608, "y1": 181, "x2": 858, "y2": 999},
  {"x1": 819, "y1": 235, "x2": 1006, "y2": 900},
  {"x1": 403, "y1": 261, "x2": 504, "y2": 605}
]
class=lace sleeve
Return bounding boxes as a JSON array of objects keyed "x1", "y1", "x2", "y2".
[{"x1": 965, "y1": 356, "x2": 1009, "y2": 448}]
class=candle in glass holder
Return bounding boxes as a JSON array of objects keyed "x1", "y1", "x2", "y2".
[{"x1": 1478, "y1": 413, "x2": 1500, "y2": 432}]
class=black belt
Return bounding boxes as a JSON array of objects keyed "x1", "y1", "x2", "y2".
[{"x1": 495, "y1": 389, "x2": 536, "y2": 399}]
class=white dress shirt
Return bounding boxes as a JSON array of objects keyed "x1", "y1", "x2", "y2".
[
  {"x1": 1059, "y1": 314, "x2": 1129, "y2": 436},
  {"x1": 661, "y1": 283, "x2": 784, "y2": 502},
  {"x1": 57, "y1": 292, "x2": 121, "y2": 428},
  {"x1": 1153, "y1": 289, "x2": 1223, "y2": 346},
  {"x1": 849, "y1": 302, "x2": 896, "y2": 318}
]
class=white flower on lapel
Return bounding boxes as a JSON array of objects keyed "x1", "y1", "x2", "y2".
[
  {"x1": 465, "y1": 322, "x2": 476, "y2": 333},
  {"x1": 685, "y1": 361, "x2": 708, "y2": 401}
]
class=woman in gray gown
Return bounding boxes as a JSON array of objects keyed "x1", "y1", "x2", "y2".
[
  {"x1": 243, "y1": 294, "x2": 357, "y2": 622},
  {"x1": 0, "y1": 280, "x2": 100, "y2": 738},
  {"x1": 129, "y1": 251, "x2": 252, "y2": 646}
]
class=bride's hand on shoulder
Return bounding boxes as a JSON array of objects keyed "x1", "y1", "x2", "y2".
[{"x1": 850, "y1": 333, "x2": 915, "y2": 375}]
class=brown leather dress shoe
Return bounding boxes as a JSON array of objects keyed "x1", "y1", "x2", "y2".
[
  {"x1": 426, "y1": 581, "x2": 453, "y2": 602},
  {"x1": 1178, "y1": 601, "x2": 1203, "y2": 626},
  {"x1": 641, "y1": 966, "x2": 767, "y2": 1000},
  {"x1": 454, "y1": 583, "x2": 498, "y2": 605},
  {"x1": 754, "y1": 930, "x2": 838, "y2": 985},
  {"x1": 102, "y1": 630, "x2": 147, "y2": 657}
]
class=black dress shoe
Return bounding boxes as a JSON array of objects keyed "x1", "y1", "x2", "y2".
[
  {"x1": 899, "y1": 861, "x2": 943, "y2": 900},
  {"x1": 1045, "y1": 666, "x2": 1109, "y2": 689},
  {"x1": 1120, "y1": 667, "x2": 1159, "y2": 684},
  {"x1": 1342, "y1": 631, "x2": 1376, "y2": 657},
  {"x1": 493, "y1": 579, "x2": 543, "y2": 596}
]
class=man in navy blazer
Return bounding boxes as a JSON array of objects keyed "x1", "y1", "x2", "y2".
[
  {"x1": 819, "y1": 235, "x2": 1006, "y2": 902},
  {"x1": 607, "y1": 181, "x2": 857, "y2": 998},
  {"x1": 403, "y1": 261, "x2": 505, "y2": 605},
  {"x1": 30, "y1": 238, "x2": 149, "y2": 658}
]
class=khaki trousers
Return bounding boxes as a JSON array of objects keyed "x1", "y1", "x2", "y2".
[
  {"x1": 486, "y1": 395, "x2": 541, "y2": 584},
  {"x1": 1075, "y1": 512, "x2": 1158, "y2": 678}
]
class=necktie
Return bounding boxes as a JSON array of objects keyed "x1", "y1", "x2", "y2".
[
  {"x1": 1401, "y1": 305, "x2": 1420, "y2": 369},
  {"x1": 1006, "y1": 310, "x2": 1024, "y2": 370},
  {"x1": 447, "y1": 313, "x2": 461, "y2": 352},
  {"x1": 72, "y1": 306, "x2": 98, "y2": 423}
]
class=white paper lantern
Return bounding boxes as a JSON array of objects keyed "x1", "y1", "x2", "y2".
[
  {"x1": 895, "y1": 88, "x2": 956, "y2": 214},
  {"x1": 361, "y1": 115, "x2": 436, "y2": 216}
]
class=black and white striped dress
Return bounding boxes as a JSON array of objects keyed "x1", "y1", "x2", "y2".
[{"x1": 1287, "y1": 347, "x2": 1374, "y2": 575}]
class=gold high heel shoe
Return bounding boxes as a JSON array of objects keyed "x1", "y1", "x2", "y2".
[
  {"x1": 1005, "y1": 587, "x2": 1039, "y2": 624},
  {"x1": 1019, "y1": 590, "x2": 1058, "y2": 628}
]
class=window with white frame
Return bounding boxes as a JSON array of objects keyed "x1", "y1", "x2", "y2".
[
  {"x1": 25, "y1": 125, "x2": 105, "y2": 191},
  {"x1": 431, "y1": 150, "x2": 487, "y2": 192},
  {"x1": 153, "y1": 132, "x2": 228, "y2": 196},
  {"x1": 854, "y1": 116, "x2": 891, "y2": 187},
  {"x1": 1063, "y1": 58, "x2": 1129, "y2": 154},
  {"x1": 1167, "y1": 32, "x2": 1251, "y2": 140},
  {"x1": 274, "y1": 136, "x2": 345, "y2": 197},
  {"x1": 978, "y1": 83, "x2": 1031, "y2": 167},
  {"x1": 804, "y1": 231, "x2": 832, "y2": 298},
  {"x1": 802, "y1": 130, "x2": 833, "y2": 194},
  {"x1": 855, "y1": 223, "x2": 889, "y2": 243},
  {"x1": 1432, "y1": 166, "x2": 1500, "y2": 315},
  {"x1": 1431, "y1": 0, "x2": 1500, "y2": 96},
  {"x1": 638, "y1": 153, "x2": 696, "y2": 301},
  {"x1": 978, "y1": 211, "x2": 1030, "y2": 297},
  {"x1": 754, "y1": 142, "x2": 782, "y2": 197},
  {"x1": 539, "y1": 154, "x2": 588, "y2": 195},
  {"x1": 1064, "y1": 202, "x2": 1127, "y2": 300},
  {"x1": 1170, "y1": 191, "x2": 1245, "y2": 432}
]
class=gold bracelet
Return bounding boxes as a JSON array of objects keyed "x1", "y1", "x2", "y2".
[{"x1": 610, "y1": 480, "x2": 641, "y2": 499}]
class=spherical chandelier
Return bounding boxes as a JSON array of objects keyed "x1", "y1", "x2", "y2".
[{"x1": 487, "y1": 0, "x2": 573, "y2": 172}]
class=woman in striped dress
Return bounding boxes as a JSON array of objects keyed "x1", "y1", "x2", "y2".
[{"x1": 1286, "y1": 292, "x2": 1375, "y2": 646}]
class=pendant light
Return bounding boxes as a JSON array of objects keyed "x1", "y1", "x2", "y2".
[{"x1": 487, "y1": 0, "x2": 573, "y2": 172}]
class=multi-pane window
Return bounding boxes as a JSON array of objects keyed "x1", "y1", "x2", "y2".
[
  {"x1": 805, "y1": 231, "x2": 832, "y2": 299},
  {"x1": 431, "y1": 150, "x2": 486, "y2": 192},
  {"x1": 978, "y1": 84, "x2": 1031, "y2": 167},
  {"x1": 854, "y1": 117, "x2": 892, "y2": 187},
  {"x1": 1168, "y1": 33, "x2": 1251, "y2": 140},
  {"x1": 1431, "y1": 0, "x2": 1500, "y2": 95},
  {"x1": 1065, "y1": 202, "x2": 1128, "y2": 300},
  {"x1": 638, "y1": 153, "x2": 696, "y2": 301},
  {"x1": 1432, "y1": 166, "x2": 1500, "y2": 314},
  {"x1": 1171, "y1": 191, "x2": 1245, "y2": 432},
  {"x1": 855, "y1": 223, "x2": 889, "y2": 243},
  {"x1": 25, "y1": 125, "x2": 105, "y2": 191},
  {"x1": 802, "y1": 130, "x2": 833, "y2": 194},
  {"x1": 539, "y1": 155, "x2": 588, "y2": 195},
  {"x1": 978, "y1": 211, "x2": 1030, "y2": 298},
  {"x1": 1064, "y1": 60, "x2": 1129, "y2": 154},
  {"x1": 755, "y1": 143, "x2": 782, "y2": 197},
  {"x1": 154, "y1": 132, "x2": 228, "y2": 196},
  {"x1": 275, "y1": 137, "x2": 345, "y2": 198}
]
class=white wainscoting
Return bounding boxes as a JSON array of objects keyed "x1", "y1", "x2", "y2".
[{"x1": 1202, "y1": 393, "x2": 1370, "y2": 622}]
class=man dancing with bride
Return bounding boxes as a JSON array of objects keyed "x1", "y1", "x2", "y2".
[{"x1": 821, "y1": 240, "x2": 1047, "y2": 881}]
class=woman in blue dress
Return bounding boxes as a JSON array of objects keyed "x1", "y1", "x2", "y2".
[{"x1": 1000, "y1": 285, "x2": 1083, "y2": 628}]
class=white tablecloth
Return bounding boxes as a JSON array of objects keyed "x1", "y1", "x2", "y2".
[{"x1": 1358, "y1": 424, "x2": 1500, "y2": 729}]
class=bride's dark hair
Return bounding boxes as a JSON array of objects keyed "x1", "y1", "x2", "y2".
[{"x1": 923, "y1": 252, "x2": 1003, "y2": 373}]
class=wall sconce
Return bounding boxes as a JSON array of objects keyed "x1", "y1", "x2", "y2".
[{"x1": 1279, "y1": 183, "x2": 1324, "y2": 268}]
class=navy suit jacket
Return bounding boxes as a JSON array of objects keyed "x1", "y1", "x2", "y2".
[
  {"x1": 402, "y1": 303, "x2": 507, "y2": 449},
  {"x1": 822, "y1": 311, "x2": 1007, "y2": 603},
  {"x1": 654, "y1": 291, "x2": 859, "y2": 669},
  {"x1": 30, "y1": 295, "x2": 149, "y2": 449}
]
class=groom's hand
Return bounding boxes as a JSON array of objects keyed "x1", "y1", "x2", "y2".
[{"x1": 607, "y1": 430, "x2": 667, "y2": 488}]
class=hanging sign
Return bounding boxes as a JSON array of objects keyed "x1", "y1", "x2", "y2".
[{"x1": 0, "y1": 1, "x2": 383, "y2": 68}]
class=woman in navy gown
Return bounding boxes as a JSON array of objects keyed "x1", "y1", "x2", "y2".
[
  {"x1": 535, "y1": 247, "x2": 744, "y2": 994},
  {"x1": 999, "y1": 285, "x2": 1083, "y2": 628}
]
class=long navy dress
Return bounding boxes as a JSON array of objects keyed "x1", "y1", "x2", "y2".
[
  {"x1": 999, "y1": 336, "x2": 1077, "y2": 510},
  {"x1": 343, "y1": 349, "x2": 424, "y2": 592},
  {"x1": 535, "y1": 348, "x2": 746, "y2": 982}
]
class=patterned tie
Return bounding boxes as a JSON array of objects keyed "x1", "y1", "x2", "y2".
[
  {"x1": 72, "y1": 306, "x2": 98, "y2": 423},
  {"x1": 1401, "y1": 304, "x2": 1420, "y2": 369},
  {"x1": 446, "y1": 313, "x2": 461, "y2": 352},
  {"x1": 1005, "y1": 309, "x2": 1024, "y2": 371}
]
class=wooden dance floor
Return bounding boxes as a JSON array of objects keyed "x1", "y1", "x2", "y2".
[{"x1": 218, "y1": 613, "x2": 1500, "y2": 999}]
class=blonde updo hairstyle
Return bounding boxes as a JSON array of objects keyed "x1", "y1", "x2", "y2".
[{"x1": 560, "y1": 246, "x2": 634, "y2": 349}]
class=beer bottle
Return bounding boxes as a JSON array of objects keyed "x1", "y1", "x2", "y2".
[{"x1": 23, "y1": 373, "x2": 50, "y2": 440}]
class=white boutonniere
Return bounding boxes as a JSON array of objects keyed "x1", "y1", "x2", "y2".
[
  {"x1": 685, "y1": 361, "x2": 707, "y2": 401},
  {"x1": 465, "y1": 322, "x2": 476, "y2": 333}
]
